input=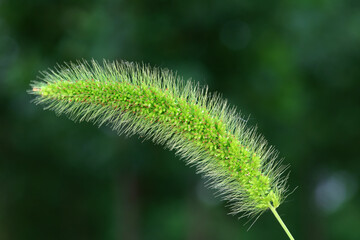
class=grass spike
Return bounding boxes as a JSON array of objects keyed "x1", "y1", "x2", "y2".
[{"x1": 29, "y1": 59, "x2": 294, "y2": 239}]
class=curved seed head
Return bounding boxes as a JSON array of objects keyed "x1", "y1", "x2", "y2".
[{"x1": 28, "y1": 60, "x2": 290, "y2": 218}]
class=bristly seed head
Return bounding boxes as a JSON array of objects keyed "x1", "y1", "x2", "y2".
[{"x1": 28, "y1": 59, "x2": 290, "y2": 218}]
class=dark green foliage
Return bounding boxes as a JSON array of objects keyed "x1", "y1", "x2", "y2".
[{"x1": 2, "y1": 0, "x2": 360, "y2": 239}]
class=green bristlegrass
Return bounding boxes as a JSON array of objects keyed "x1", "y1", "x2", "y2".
[{"x1": 28, "y1": 60, "x2": 294, "y2": 239}]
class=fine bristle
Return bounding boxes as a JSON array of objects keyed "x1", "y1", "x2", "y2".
[{"x1": 29, "y1": 59, "x2": 289, "y2": 218}]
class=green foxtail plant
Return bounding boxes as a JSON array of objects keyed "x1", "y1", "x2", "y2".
[{"x1": 29, "y1": 60, "x2": 295, "y2": 240}]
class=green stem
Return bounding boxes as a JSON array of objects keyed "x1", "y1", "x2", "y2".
[{"x1": 269, "y1": 204, "x2": 295, "y2": 240}]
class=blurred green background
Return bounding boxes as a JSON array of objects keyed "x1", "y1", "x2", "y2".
[{"x1": 0, "y1": 0, "x2": 359, "y2": 239}]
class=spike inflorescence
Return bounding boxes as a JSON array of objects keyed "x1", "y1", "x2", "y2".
[{"x1": 29, "y1": 60, "x2": 289, "y2": 219}]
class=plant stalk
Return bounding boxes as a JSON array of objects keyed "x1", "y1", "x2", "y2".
[{"x1": 269, "y1": 204, "x2": 295, "y2": 240}]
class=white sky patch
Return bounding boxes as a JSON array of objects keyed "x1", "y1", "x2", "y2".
[{"x1": 315, "y1": 170, "x2": 357, "y2": 214}]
